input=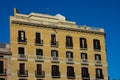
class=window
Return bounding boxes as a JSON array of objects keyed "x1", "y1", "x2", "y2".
[
  {"x1": 18, "y1": 30, "x2": 26, "y2": 42},
  {"x1": 81, "y1": 53, "x2": 87, "y2": 59},
  {"x1": 51, "y1": 34, "x2": 57, "y2": 45},
  {"x1": 0, "y1": 43, "x2": 6, "y2": 48},
  {"x1": 52, "y1": 65, "x2": 60, "y2": 76},
  {"x1": 0, "y1": 61, "x2": 4, "y2": 74},
  {"x1": 66, "y1": 36, "x2": 73, "y2": 47},
  {"x1": 19, "y1": 63, "x2": 25, "y2": 74},
  {"x1": 67, "y1": 66, "x2": 75, "y2": 77},
  {"x1": 36, "y1": 49, "x2": 43, "y2": 56},
  {"x1": 80, "y1": 38, "x2": 87, "y2": 49},
  {"x1": 95, "y1": 54, "x2": 101, "y2": 60},
  {"x1": 96, "y1": 68, "x2": 103, "y2": 78},
  {"x1": 66, "y1": 51, "x2": 73, "y2": 58},
  {"x1": 93, "y1": 39, "x2": 101, "y2": 50},
  {"x1": 51, "y1": 50, "x2": 58, "y2": 57},
  {"x1": 37, "y1": 64, "x2": 42, "y2": 71},
  {"x1": 0, "y1": 78, "x2": 5, "y2": 80},
  {"x1": 81, "y1": 67, "x2": 89, "y2": 78},
  {"x1": 36, "y1": 64, "x2": 42, "y2": 75},
  {"x1": 35, "y1": 33, "x2": 41, "y2": 43},
  {"x1": 18, "y1": 47, "x2": 25, "y2": 54}
]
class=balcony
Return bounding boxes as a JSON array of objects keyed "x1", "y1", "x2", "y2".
[
  {"x1": 51, "y1": 57, "x2": 59, "y2": 63},
  {"x1": 35, "y1": 70, "x2": 45, "y2": 78},
  {"x1": 18, "y1": 70, "x2": 28, "y2": 77},
  {"x1": 66, "y1": 43, "x2": 73, "y2": 49},
  {"x1": 66, "y1": 58, "x2": 74, "y2": 64},
  {"x1": 18, "y1": 54, "x2": 28, "y2": 61},
  {"x1": 81, "y1": 59, "x2": 88, "y2": 65},
  {"x1": 52, "y1": 72, "x2": 60, "y2": 78},
  {"x1": 82, "y1": 73, "x2": 90, "y2": 79},
  {"x1": 95, "y1": 60, "x2": 102, "y2": 66},
  {"x1": 18, "y1": 37, "x2": 27, "y2": 44},
  {"x1": 67, "y1": 72, "x2": 75, "y2": 79},
  {"x1": 35, "y1": 40, "x2": 43, "y2": 46},
  {"x1": 0, "y1": 69, "x2": 7, "y2": 76},
  {"x1": 50, "y1": 41, "x2": 58, "y2": 47},
  {"x1": 80, "y1": 47, "x2": 87, "y2": 50},
  {"x1": 96, "y1": 74, "x2": 104, "y2": 79},
  {"x1": 35, "y1": 56, "x2": 44, "y2": 62},
  {"x1": 94, "y1": 48, "x2": 101, "y2": 52}
]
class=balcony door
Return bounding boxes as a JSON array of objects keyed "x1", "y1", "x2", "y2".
[
  {"x1": 51, "y1": 34, "x2": 56, "y2": 45},
  {"x1": 18, "y1": 31, "x2": 25, "y2": 42},
  {"x1": 19, "y1": 63, "x2": 25, "y2": 74},
  {"x1": 82, "y1": 67, "x2": 89, "y2": 77},
  {"x1": 36, "y1": 33, "x2": 41, "y2": 43},
  {"x1": 66, "y1": 36, "x2": 73, "y2": 46},
  {"x1": 19, "y1": 47, "x2": 25, "y2": 55},
  {"x1": 0, "y1": 61, "x2": 3, "y2": 73},
  {"x1": 67, "y1": 66, "x2": 74, "y2": 76},
  {"x1": 52, "y1": 65, "x2": 59, "y2": 75},
  {"x1": 66, "y1": 51, "x2": 73, "y2": 58},
  {"x1": 37, "y1": 64, "x2": 42, "y2": 71}
]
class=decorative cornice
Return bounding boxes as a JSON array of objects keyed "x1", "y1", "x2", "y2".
[{"x1": 11, "y1": 20, "x2": 105, "y2": 35}]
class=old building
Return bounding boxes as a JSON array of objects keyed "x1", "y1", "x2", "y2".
[
  {"x1": 10, "y1": 8, "x2": 108, "y2": 80},
  {"x1": 0, "y1": 43, "x2": 11, "y2": 80}
]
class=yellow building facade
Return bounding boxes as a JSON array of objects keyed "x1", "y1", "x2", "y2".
[
  {"x1": 10, "y1": 8, "x2": 108, "y2": 80},
  {"x1": 0, "y1": 43, "x2": 11, "y2": 80}
]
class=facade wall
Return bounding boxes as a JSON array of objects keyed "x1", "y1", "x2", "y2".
[
  {"x1": 10, "y1": 11, "x2": 108, "y2": 80},
  {"x1": 0, "y1": 43, "x2": 11, "y2": 80}
]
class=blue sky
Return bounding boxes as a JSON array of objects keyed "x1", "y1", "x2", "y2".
[{"x1": 0, "y1": 0, "x2": 120, "y2": 79}]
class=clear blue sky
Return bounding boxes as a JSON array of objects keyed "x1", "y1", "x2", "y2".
[{"x1": 0, "y1": 0, "x2": 120, "y2": 79}]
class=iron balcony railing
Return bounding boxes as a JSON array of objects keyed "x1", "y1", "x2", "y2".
[
  {"x1": 52, "y1": 71, "x2": 60, "y2": 78},
  {"x1": 66, "y1": 42, "x2": 73, "y2": 49},
  {"x1": 17, "y1": 70, "x2": 28, "y2": 77},
  {"x1": 51, "y1": 57, "x2": 59, "y2": 63},
  {"x1": 81, "y1": 59, "x2": 88, "y2": 65},
  {"x1": 82, "y1": 73, "x2": 90, "y2": 79},
  {"x1": 50, "y1": 41, "x2": 58, "y2": 47},
  {"x1": 18, "y1": 37, "x2": 27, "y2": 44},
  {"x1": 67, "y1": 72, "x2": 75, "y2": 79},
  {"x1": 96, "y1": 74, "x2": 104, "y2": 79},
  {"x1": 35, "y1": 70, "x2": 45, "y2": 78},
  {"x1": 0, "y1": 69, "x2": 7, "y2": 76},
  {"x1": 35, "y1": 40, "x2": 43, "y2": 46},
  {"x1": 66, "y1": 58, "x2": 74, "y2": 64},
  {"x1": 18, "y1": 54, "x2": 28, "y2": 61},
  {"x1": 95, "y1": 60, "x2": 102, "y2": 66},
  {"x1": 35, "y1": 56, "x2": 44, "y2": 62}
]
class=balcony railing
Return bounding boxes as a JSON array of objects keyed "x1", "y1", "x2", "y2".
[
  {"x1": 66, "y1": 42, "x2": 73, "y2": 49},
  {"x1": 35, "y1": 56, "x2": 44, "y2": 62},
  {"x1": 50, "y1": 41, "x2": 58, "y2": 47},
  {"x1": 18, "y1": 70, "x2": 28, "y2": 77},
  {"x1": 35, "y1": 40, "x2": 43, "y2": 46},
  {"x1": 52, "y1": 71, "x2": 60, "y2": 78},
  {"x1": 94, "y1": 47, "x2": 101, "y2": 52},
  {"x1": 96, "y1": 74, "x2": 104, "y2": 79},
  {"x1": 81, "y1": 59, "x2": 88, "y2": 65},
  {"x1": 18, "y1": 37, "x2": 27, "y2": 44},
  {"x1": 0, "y1": 69, "x2": 7, "y2": 76},
  {"x1": 82, "y1": 73, "x2": 90, "y2": 79},
  {"x1": 95, "y1": 60, "x2": 102, "y2": 66},
  {"x1": 66, "y1": 58, "x2": 74, "y2": 64},
  {"x1": 35, "y1": 70, "x2": 45, "y2": 78},
  {"x1": 18, "y1": 54, "x2": 28, "y2": 61},
  {"x1": 51, "y1": 57, "x2": 59, "y2": 63},
  {"x1": 67, "y1": 72, "x2": 75, "y2": 79}
]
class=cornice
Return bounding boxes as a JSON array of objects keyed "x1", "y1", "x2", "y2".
[{"x1": 11, "y1": 20, "x2": 105, "y2": 35}]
